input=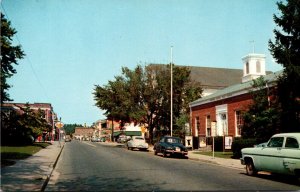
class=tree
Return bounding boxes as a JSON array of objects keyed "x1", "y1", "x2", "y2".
[
  {"x1": 64, "y1": 124, "x2": 82, "y2": 135},
  {"x1": 269, "y1": 0, "x2": 300, "y2": 132},
  {"x1": 1, "y1": 13, "x2": 25, "y2": 103},
  {"x1": 1, "y1": 104, "x2": 52, "y2": 145},
  {"x1": 94, "y1": 64, "x2": 203, "y2": 143},
  {"x1": 242, "y1": 77, "x2": 280, "y2": 142}
]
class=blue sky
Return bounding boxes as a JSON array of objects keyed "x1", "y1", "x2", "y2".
[{"x1": 2, "y1": 0, "x2": 282, "y2": 125}]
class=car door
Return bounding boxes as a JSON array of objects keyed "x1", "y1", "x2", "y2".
[
  {"x1": 259, "y1": 136, "x2": 284, "y2": 172},
  {"x1": 280, "y1": 136, "x2": 300, "y2": 175}
]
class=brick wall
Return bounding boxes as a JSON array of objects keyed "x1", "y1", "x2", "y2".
[{"x1": 191, "y1": 93, "x2": 253, "y2": 137}]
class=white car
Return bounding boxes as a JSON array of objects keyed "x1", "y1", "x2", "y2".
[
  {"x1": 127, "y1": 136, "x2": 149, "y2": 151},
  {"x1": 241, "y1": 133, "x2": 300, "y2": 179}
]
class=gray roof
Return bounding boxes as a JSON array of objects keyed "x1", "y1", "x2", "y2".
[
  {"x1": 188, "y1": 66, "x2": 243, "y2": 89},
  {"x1": 148, "y1": 64, "x2": 245, "y2": 89},
  {"x1": 190, "y1": 70, "x2": 282, "y2": 107}
]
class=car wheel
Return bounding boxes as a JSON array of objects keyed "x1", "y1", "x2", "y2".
[
  {"x1": 163, "y1": 150, "x2": 168, "y2": 158},
  {"x1": 127, "y1": 146, "x2": 131, "y2": 150},
  {"x1": 246, "y1": 159, "x2": 257, "y2": 176},
  {"x1": 154, "y1": 149, "x2": 158, "y2": 155}
]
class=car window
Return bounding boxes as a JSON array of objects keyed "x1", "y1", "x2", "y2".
[
  {"x1": 166, "y1": 138, "x2": 181, "y2": 144},
  {"x1": 267, "y1": 137, "x2": 284, "y2": 148},
  {"x1": 285, "y1": 137, "x2": 299, "y2": 148}
]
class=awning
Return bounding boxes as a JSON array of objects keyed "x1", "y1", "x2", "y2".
[{"x1": 113, "y1": 131, "x2": 142, "y2": 137}]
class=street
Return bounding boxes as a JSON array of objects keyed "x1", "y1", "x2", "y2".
[{"x1": 46, "y1": 140, "x2": 300, "y2": 191}]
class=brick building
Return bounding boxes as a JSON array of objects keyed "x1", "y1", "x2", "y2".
[
  {"x1": 189, "y1": 53, "x2": 281, "y2": 149},
  {"x1": 1, "y1": 102, "x2": 57, "y2": 141},
  {"x1": 74, "y1": 127, "x2": 95, "y2": 140}
]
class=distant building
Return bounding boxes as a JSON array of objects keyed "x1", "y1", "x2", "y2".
[
  {"x1": 74, "y1": 127, "x2": 95, "y2": 140},
  {"x1": 1, "y1": 102, "x2": 57, "y2": 141},
  {"x1": 1, "y1": 102, "x2": 56, "y2": 124},
  {"x1": 189, "y1": 53, "x2": 280, "y2": 149}
]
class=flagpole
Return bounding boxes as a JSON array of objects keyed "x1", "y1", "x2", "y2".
[{"x1": 170, "y1": 46, "x2": 173, "y2": 137}]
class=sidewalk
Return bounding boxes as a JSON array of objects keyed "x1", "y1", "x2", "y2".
[{"x1": 1, "y1": 141, "x2": 65, "y2": 192}]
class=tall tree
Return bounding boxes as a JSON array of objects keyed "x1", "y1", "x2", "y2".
[
  {"x1": 1, "y1": 13, "x2": 25, "y2": 102},
  {"x1": 269, "y1": 0, "x2": 300, "y2": 132},
  {"x1": 94, "y1": 64, "x2": 203, "y2": 143},
  {"x1": 242, "y1": 77, "x2": 280, "y2": 142}
]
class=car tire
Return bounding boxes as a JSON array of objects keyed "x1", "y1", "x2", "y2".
[
  {"x1": 127, "y1": 146, "x2": 131, "y2": 150},
  {"x1": 154, "y1": 149, "x2": 158, "y2": 155},
  {"x1": 163, "y1": 150, "x2": 168, "y2": 158},
  {"x1": 246, "y1": 159, "x2": 257, "y2": 176}
]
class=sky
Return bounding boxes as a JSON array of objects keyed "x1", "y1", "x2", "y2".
[{"x1": 1, "y1": 0, "x2": 283, "y2": 126}]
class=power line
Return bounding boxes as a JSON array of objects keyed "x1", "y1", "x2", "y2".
[{"x1": 1, "y1": 2, "x2": 50, "y2": 102}]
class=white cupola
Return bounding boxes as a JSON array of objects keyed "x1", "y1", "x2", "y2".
[{"x1": 242, "y1": 53, "x2": 266, "y2": 83}]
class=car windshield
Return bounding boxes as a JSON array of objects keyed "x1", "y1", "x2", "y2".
[{"x1": 166, "y1": 138, "x2": 181, "y2": 144}]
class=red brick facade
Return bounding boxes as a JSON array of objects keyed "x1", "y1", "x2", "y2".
[{"x1": 191, "y1": 93, "x2": 253, "y2": 138}]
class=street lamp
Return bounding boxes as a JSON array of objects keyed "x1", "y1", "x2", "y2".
[{"x1": 170, "y1": 46, "x2": 173, "y2": 137}]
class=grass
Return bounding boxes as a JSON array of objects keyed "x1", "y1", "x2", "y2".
[
  {"x1": 1, "y1": 142, "x2": 51, "y2": 167},
  {"x1": 192, "y1": 151, "x2": 234, "y2": 159}
]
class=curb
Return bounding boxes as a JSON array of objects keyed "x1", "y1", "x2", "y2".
[{"x1": 41, "y1": 143, "x2": 65, "y2": 192}]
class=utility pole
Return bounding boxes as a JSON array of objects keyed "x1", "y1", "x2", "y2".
[{"x1": 170, "y1": 46, "x2": 173, "y2": 137}]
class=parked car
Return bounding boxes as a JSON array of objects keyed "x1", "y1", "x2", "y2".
[
  {"x1": 117, "y1": 135, "x2": 130, "y2": 143},
  {"x1": 65, "y1": 135, "x2": 71, "y2": 142},
  {"x1": 240, "y1": 133, "x2": 300, "y2": 179},
  {"x1": 127, "y1": 136, "x2": 149, "y2": 151},
  {"x1": 100, "y1": 137, "x2": 106, "y2": 142},
  {"x1": 91, "y1": 137, "x2": 99, "y2": 142},
  {"x1": 154, "y1": 136, "x2": 188, "y2": 158}
]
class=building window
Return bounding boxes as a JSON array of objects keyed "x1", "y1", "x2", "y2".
[
  {"x1": 246, "y1": 62, "x2": 249, "y2": 74},
  {"x1": 195, "y1": 116, "x2": 200, "y2": 136},
  {"x1": 206, "y1": 115, "x2": 211, "y2": 137},
  {"x1": 256, "y1": 61, "x2": 261, "y2": 73},
  {"x1": 235, "y1": 111, "x2": 243, "y2": 136}
]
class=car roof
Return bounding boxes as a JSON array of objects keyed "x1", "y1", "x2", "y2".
[
  {"x1": 162, "y1": 136, "x2": 181, "y2": 139},
  {"x1": 272, "y1": 133, "x2": 300, "y2": 139}
]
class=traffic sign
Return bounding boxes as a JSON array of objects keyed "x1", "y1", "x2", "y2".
[{"x1": 55, "y1": 121, "x2": 64, "y2": 129}]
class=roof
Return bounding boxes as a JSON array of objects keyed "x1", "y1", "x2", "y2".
[
  {"x1": 190, "y1": 70, "x2": 282, "y2": 107},
  {"x1": 113, "y1": 131, "x2": 142, "y2": 137},
  {"x1": 148, "y1": 64, "x2": 272, "y2": 89},
  {"x1": 1, "y1": 103, "x2": 53, "y2": 110},
  {"x1": 148, "y1": 64, "x2": 243, "y2": 89},
  {"x1": 188, "y1": 66, "x2": 243, "y2": 88}
]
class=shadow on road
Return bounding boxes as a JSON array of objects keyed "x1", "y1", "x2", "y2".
[
  {"x1": 240, "y1": 172, "x2": 300, "y2": 186},
  {"x1": 47, "y1": 175, "x2": 165, "y2": 191}
]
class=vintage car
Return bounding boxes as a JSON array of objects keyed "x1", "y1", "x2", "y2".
[
  {"x1": 154, "y1": 136, "x2": 188, "y2": 158},
  {"x1": 127, "y1": 136, "x2": 149, "y2": 151},
  {"x1": 240, "y1": 133, "x2": 300, "y2": 178}
]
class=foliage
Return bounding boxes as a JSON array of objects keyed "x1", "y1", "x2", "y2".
[
  {"x1": 1, "y1": 103, "x2": 52, "y2": 145},
  {"x1": 269, "y1": 0, "x2": 300, "y2": 132},
  {"x1": 93, "y1": 64, "x2": 203, "y2": 143},
  {"x1": 1, "y1": 13, "x2": 25, "y2": 103},
  {"x1": 64, "y1": 124, "x2": 82, "y2": 135},
  {"x1": 241, "y1": 77, "x2": 280, "y2": 142},
  {"x1": 231, "y1": 137, "x2": 257, "y2": 159}
]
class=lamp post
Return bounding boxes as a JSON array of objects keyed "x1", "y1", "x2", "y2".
[{"x1": 170, "y1": 46, "x2": 173, "y2": 137}]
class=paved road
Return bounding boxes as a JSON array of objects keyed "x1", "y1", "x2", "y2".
[{"x1": 46, "y1": 140, "x2": 300, "y2": 191}]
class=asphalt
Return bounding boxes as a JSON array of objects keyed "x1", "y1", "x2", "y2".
[{"x1": 0, "y1": 141, "x2": 244, "y2": 191}]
